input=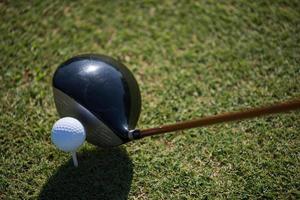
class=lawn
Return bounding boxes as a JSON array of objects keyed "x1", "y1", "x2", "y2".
[{"x1": 1, "y1": 0, "x2": 299, "y2": 199}]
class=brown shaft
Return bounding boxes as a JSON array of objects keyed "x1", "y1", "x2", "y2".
[{"x1": 139, "y1": 98, "x2": 300, "y2": 138}]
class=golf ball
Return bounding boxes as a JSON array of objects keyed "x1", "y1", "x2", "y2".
[{"x1": 51, "y1": 117, "x2": 86, "y2": 152}]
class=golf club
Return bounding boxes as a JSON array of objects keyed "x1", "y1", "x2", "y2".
[{"x1": 51, "y1": 54, "x2": 300, "y2": 166}]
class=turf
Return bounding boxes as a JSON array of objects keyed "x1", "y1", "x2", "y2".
[{"x1": 1, "y1": 0, "x2": 300, "y2": 199}]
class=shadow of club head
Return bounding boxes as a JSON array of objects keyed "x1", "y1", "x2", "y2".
[{"x1": 39, "y1": 147, "x2": 133, "y2": 200}]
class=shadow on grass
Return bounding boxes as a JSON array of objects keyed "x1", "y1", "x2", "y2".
[{"x1": 39, "y1": 147, "x2": 133, "y2": 200}]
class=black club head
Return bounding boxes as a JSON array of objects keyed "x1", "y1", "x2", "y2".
[{"x1": 52, "y1": 54, "x2": 141, "y2": 147}]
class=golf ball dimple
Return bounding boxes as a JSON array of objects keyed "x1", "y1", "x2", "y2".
[{"x1": 51, "y1": 117, "x2": 86, "y2": 152}]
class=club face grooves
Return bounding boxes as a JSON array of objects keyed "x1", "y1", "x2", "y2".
[{"x1": 53, "y1": 88, "x2": 124, "y2": 147}]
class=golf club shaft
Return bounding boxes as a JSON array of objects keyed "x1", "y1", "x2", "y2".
[{"x1": 138, "y1": 98, "x2": 300, "y2": 138}]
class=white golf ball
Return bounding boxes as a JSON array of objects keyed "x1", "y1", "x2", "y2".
[{"x1": 51, "y1": 117, "x2": 86, "y2": 152}]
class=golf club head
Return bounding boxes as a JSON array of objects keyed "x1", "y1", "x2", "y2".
[{"x1": 52, "y1": 54, "x2": 141, "y2": 147}]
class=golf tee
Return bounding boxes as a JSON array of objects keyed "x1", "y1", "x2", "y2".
[{"x1": 72, "y1": 152, "x2": 78, "y2": 167}]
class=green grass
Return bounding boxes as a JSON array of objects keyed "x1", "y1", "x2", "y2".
[{"x1": 1, "y1": 0, "x2": 300, "y2": 199}]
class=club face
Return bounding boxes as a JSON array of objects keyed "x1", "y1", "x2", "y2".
[{"x1": 52, "y1": 54, "x2": 141, "y2": 147}]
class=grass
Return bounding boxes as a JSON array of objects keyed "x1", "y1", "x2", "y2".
[{"x1": 1, "y1": 0, "x2": 300, "y2": 199}]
